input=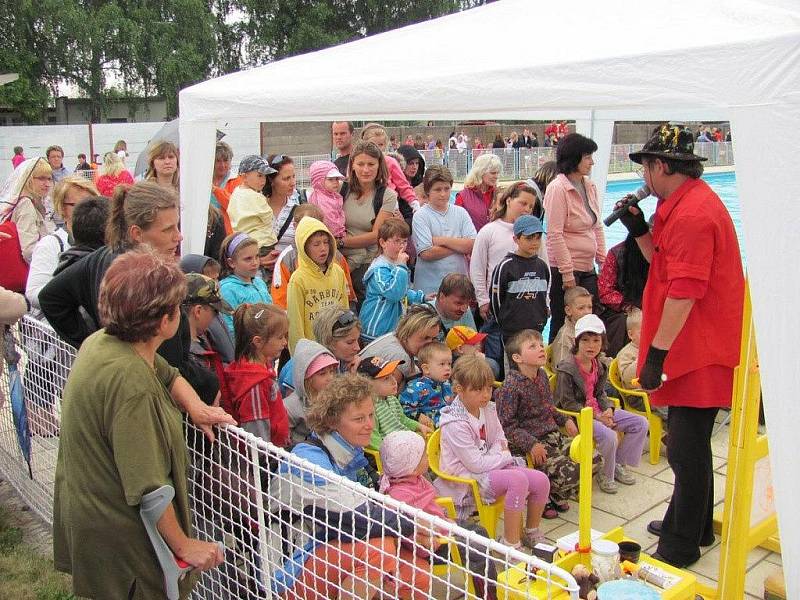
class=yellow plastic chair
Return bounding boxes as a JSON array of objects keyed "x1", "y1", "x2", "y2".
[
  {"x1": 364, "y1": 446, "x2": 383, "y2": 474},
  {"x1": 427, "y1": 428, "x2": 504, "y2": 539},
  {"x1": 608, "y1": 359, "x2": 663, "y2": 464},
  {"x1": 548, "y1": 372, "x2": 620, "y2": 420},
  {"x1": 543, "y1": 345, "x2": 555, "y2": 378},
  {"x1": 431, "y1": 497, "x2": 477, "y2": 597}
]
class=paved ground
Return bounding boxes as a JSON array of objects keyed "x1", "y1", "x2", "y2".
[{"x1": 530, "y1": 415, "x2": 782, "y2": 599}]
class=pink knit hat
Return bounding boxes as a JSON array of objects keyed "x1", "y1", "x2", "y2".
[{"x1": 379, "y1": 431, "x2": 426, "y2": 481}]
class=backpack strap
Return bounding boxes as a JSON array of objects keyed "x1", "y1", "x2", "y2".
[
  {"x1": 51, "y1": 231, "x2": 65, "y2": 253},
  {"x1": 371, "y1": 186, "x2": 386, "y2": 220},
  {"x1": 276, "y1": 204, "x2": 297, "y2": 243}
]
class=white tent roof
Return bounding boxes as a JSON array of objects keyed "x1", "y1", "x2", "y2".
[{"x1": 180, "y1": 1, "x2": 800, "y2": 592}]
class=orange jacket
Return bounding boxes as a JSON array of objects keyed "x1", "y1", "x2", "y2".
[{"x1": 211, "y1": 186, "x2": 233, "y2": 235}]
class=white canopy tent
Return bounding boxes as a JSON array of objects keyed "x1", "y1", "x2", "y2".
[{"x1": 180, "y1": 0, "x2": 800, "y2": 592}]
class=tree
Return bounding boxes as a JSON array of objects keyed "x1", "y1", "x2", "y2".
[{"x1": 0, "y1": 1, "x2": 62, "y2": 122}]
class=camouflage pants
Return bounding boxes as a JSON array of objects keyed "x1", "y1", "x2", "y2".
[{"x1": 534, "y1": 430, "x2": 580, "y2": 503}]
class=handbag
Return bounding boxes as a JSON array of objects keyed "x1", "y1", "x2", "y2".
[{"x1": 0, "y1": 201, "x2": 29, "y2": 292}]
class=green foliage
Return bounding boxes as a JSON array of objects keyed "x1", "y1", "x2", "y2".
[{"x1": 1, "y1": 0, "x2": 479, "y2": 121}]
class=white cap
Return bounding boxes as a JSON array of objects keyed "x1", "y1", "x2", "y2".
[
  {"x1": 326, "y1": 166, "x2": 346, "y2": 179},
  {"x1": 574, "y1": 314, "x2": 606, "y2": 338}
]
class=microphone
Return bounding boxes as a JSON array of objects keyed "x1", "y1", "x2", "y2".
[{"x1": 604, "y1": 185, "x2": 650, "y2": 227}]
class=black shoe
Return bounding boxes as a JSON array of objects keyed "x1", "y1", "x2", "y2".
[
  {"x1": 651, "y1": 551, "x2": 698, "y2": 569},
  {"x1": 647, "y1": 520, "x2": 663, "y2": 537},
  {"x1": 648, "y1": 520, "x2": 715, "y2": 547}
]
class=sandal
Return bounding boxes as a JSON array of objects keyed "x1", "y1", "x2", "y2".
[
  {"x1": 551, "y1": 499, "x2": 570, "y2": 512},
  {"x1": 542, "y1": 502, "x2": 559, "y2": 519}
]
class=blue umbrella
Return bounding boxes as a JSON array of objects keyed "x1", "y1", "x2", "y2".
[{"x1": 4, "y1": 327, "x2": 32, "y2": 478}]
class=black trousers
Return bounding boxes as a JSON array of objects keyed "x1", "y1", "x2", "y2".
[
  {"x1": 657, "y1": 406, "x2": 718, "y2": 564},
  {"x1": 547, "y1": 268, "x2": 599, "y2": 343}
]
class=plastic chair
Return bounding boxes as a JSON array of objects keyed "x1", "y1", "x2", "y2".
[
  {"x1": 431, "y1": 497, "x2": 476, "y2": 597},
  {"x1": 543, "y1": 345, "x2": 555, "y2": 378},
  {"x1": 548, "y1": 372, "x2": 620, "y2": 421},
  {"x1": 364, "y1": 446, "x2": 383, "y2": 474},
  {"x1": 608, "y1": 359, "x2": 663, "y2": 464},
  {"x1": 426, "y1": 429, "x2": 504, "y2": 539}
]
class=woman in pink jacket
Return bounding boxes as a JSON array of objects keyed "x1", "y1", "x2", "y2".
[{"x1": 543, "y1": 133, "x2": 606, "y2": 343}]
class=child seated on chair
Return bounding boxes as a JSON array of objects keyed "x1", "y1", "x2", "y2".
[
  {"x1": 435, "y1": 354, "x2": 550, "y2": 550},
  {"x1": 358, "y1": 356, "x2": 433, "y2": 450},
  {"x1": 446, "y1": 325, "x2": 500, "y2": 380},
  {"x1": 399, "y1": 342, "x2": 454, "y2": 428},
  {"x1": 379, "y1": 430, "x2": 498, "y2": 600},
  {"x1": 495, "y1": 329, "x2": 580, "y2": 519},
  {"x1": 615, "y1": 308, "x2": 668, "y2": 422},
  {"x1": 554, "y1": 314, "x2": 648, "y2": 494}
]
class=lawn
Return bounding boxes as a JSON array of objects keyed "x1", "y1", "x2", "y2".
[{"x1": 0, "y1": 505, "x2": 74, "y2": 600}]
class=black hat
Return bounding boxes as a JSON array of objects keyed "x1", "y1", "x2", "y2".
[{"x1": 629, "y1": 126, "x2": 707, "y2": 164}]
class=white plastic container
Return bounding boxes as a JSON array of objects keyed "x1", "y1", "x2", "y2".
[{"x1": 591, "y1": 539, "x2": 621, "y2": 583}]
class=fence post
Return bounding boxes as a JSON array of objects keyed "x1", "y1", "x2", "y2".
[{"x1": 249, "y1": 441, "x2": 273, "y2": 599}]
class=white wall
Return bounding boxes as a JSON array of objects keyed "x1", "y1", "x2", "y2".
[{"x1": 0, "y1": 120, "x2": 261, "y2": 182}]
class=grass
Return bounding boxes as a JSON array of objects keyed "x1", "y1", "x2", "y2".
[{"x1": 0, "y1": 505, "x2": 75, "y2": 600}]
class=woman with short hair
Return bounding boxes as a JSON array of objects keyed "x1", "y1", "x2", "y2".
[
  {"x1": 359, "y1": 303, "x2": 442, "y2": 380},
  {"x1": 543, "y1": 133, "x2": 606, "y2": 342},
  {"x1": 272, "y1": 374, "x2": 430, "y2": 600},
  {"x1": 455, "y1": 153, "x2": 503, "y2": 231},
  {"x1": 53, "y1": 249, "x2": 225, "y2": 599}
]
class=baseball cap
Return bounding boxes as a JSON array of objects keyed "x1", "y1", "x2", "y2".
[
  {"x1": 306, "y1": 353, "x2": 339, "y2": 379},
  {"x1": 513, "y1": 215, "x2": 545, "y2": 237},
  {"x1": 574, "y1": 314, "x2": 606, "y2": 338},
  {"x1": 326, "y1": 166, "x2": 346, "y2": 179},
  {"x1": 445, "y1": 325, "x2": 487, "y2": 351},
  {"x1": 238, "y1": 155, "x2": 277, "y2": 175},
  {"x1": 184, "y1": 273, "x2": 233, "y2": 315},
  {"x1": 357, "y1": 356, "x2": 405, "y2": 379}
]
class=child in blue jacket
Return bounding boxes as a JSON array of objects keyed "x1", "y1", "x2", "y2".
[
  {"x1": 359, "y1": 218, "x2": 425, "y2": 343},
  {"x1": 399, "y1": 342, "x2": 453, "y2": 428}
]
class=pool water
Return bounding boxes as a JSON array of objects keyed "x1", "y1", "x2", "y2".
[{"x1": 603, "y1": 171, "x2": 744, "y2": 259}]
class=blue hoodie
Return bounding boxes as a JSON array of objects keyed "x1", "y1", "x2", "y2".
[
  {"x1": 359, "y1": 255, "x2": 424, "y2": 342},
  {"x1": 219, "y1": 273, "x2": 272, "y2": 334}
]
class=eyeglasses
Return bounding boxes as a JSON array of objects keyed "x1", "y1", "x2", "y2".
[
  {"x1": 269, "y1": 154, "x2": 287, "y2": 166},
  {"x1": 332, "y1": 310, "x2": 357, "y2": 332}
]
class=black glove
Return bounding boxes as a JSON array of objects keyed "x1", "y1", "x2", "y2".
[
  {"x1": 639, "y1": 345, "x2": 668, "y2": 390},
  {"x1": 617, "y1": 196, "x2": 649, "y2": 238}
]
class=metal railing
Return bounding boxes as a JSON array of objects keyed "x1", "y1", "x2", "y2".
[{"x1": 0, "y1": 316, "x2": 579, "y2": 599}]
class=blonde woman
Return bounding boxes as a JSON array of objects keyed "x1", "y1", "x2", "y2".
[
  {"x1": 26, "y1": 176, "x2": 100, "y2": 312},
  {"x1": 96, "y1": 152, "x2": 134, "y2": 197},
  {"x1": 455, "y1": 152, "x2": 502, "y2": 231},
  {"x1": 0, "y1": 157, "x2": 54, "y2": 263},
  {"x1": 145, "y1": 140, "x2": 179, "y2": 189}
]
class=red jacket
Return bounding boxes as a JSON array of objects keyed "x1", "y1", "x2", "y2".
[
  {"x1": 223, "y1": 359, "x2": 290, "y2": 447},
  {"x1": 639, "y1": 178, "x2": 744, "y2": 408}
]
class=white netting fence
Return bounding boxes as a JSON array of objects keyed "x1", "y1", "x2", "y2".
[{"x1": 1, "y1": 316, "x2": 579, "y2": 599}]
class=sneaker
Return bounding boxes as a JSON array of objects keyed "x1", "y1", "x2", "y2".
[
  {"x1": 597, "y1": 473, "x2": 619, "y2": 494},
  {"x1": 522, "y1": 528, "x2": 547, "y2": 549},
  {"x1": 614, "y1": 464, "x2": 636, "y2": 485}
]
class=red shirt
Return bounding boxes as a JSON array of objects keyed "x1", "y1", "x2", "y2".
[
  {"x1": 638, "y1": 178, "x2": 744, "y2": 408},
  {"x1": 223, "y1": 359, "x2": 290, "y2": 447}
]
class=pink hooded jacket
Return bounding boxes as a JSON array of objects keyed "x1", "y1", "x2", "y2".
[
  {"x1": 434, "y1": 398, "x2": 514, "y2": 513},
  {"x1": 307, "y1": 160, "x2": 346, "y2": 238}
]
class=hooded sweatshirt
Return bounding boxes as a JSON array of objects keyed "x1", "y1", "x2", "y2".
[
  {"x1": 434, "y1": 398, "x2": 514, "y2": 511},
  {"x1": 223, "y1": 357, "x2": 289, "y2": 447},
  {"x1": 287, "y1": 217, "x2": 348, "y2": 353},
  {"x1": 219, "y1": 272, "x2": 272, "y2": 335},
  {"x1": 307, "y1": 161, "x2": 346, "y2": 238},
  {"x1": 270, "y1": 242, "x2": 355, "y2": 309},
  {"x1": 284, "y1": 339, "x2": 336, "y2": 445},
  {"x1": 180, "y1": 254, "x2": 235, "y2": 363},
  {"x1": 359, "y1": 254, "x2": 425, "y2": 343},
  {"x1": 396, "y1": 145, "x2": 426, "y2": 188}
]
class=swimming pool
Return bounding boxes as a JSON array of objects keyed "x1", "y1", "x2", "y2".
[{"x1": 603, "y1": 171, "x2": 744, "y2": 258}]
